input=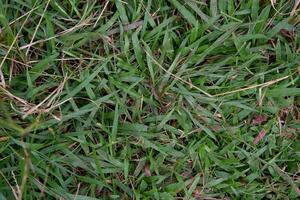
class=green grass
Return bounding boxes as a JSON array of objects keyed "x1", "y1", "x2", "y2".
[{"x1": 0, "y1": 0, "x2": 300, "y2": 199}]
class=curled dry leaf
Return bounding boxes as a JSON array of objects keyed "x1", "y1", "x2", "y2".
[
  {"x1": 254, "y1": 129, "x2": 266, "y2": 145},
  {"x1": 252, "y1": 115, "x2": 268, "y2": 125}
]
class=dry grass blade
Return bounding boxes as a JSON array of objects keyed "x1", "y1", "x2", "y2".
[
  {"x1": 25, "y1": 0, "x2": 51, "y2": 56},
  {"x1": 93, "y1": 1, "x2": 109, "y2": 28},
  {"x1": 0, "y1": 5, "x2": 36, "y2": 87},
  {"x1": 19, "y1": 17, "x2": 92, "y2": 50},
  {"x1": 0, "y1": 86, "x2": 29, "y2": 105},
  {"x1": 271, "y1": 0, "x2": 277, "y2": 6},
  {"x1": 8, "y1": 7, "x2": 40, "y2": 26},
  {"x1": 27, "y1": 57, "x2": 105, "y2": 64},
  {"x1": 107, "y1": 20, "x2": 146, "y2": 35},
  {"x1": 144, "y1": 49, "x2": 213, "y2": 97},
  {"x1": 0, "y1": 74, "x2": 68, "y2": 119},
  {"x1": 254, "y1": 129, "x2": 266, "y2": 145},
  {"x1": 107, "y1": 15, "x2": 158, "y2": 36},
  {"x1": 0, "y1": 70, "x2": 4, "y2": 88},
  {"x1": 213, "y1": 70, "x2": 298, "y2": 97},
  {"x1": 1, "y1": 1, "x2": 300, "y2": 199},
  {"x1": 291, "y1": 0, "x2": 300, "y2": 16},
  {"x1": 22, "y1": 75, "x2": 68, "y2": 119},
  {"x1": 0, "y1": 171, "x2": 19, "y2": 200}
]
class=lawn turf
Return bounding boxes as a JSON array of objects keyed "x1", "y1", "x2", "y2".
[{"x1": 0, "y1": 0, "x2": 300, "y2": 199}]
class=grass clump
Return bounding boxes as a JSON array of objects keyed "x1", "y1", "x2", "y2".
[{"x1": 0, "y1": 0, "x2": 300, "y2": 199}]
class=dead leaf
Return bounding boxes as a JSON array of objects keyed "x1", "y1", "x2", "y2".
[
  {"x1": 149, "y1": 80, "x2": 160, "y2": 101},
  {"x1": 192, "y1": 186, "x2": 202, "y2": 198},
  {"x1": 279, "y1": 108, "x2": 290, "y2": 124},
  {"x1": 254, "y1": 129, "x2": 266, "y2": 145},
  {"x1": 252, "y1": 115, "x2": 268, "y2": 125},
  {"x1": 280, "y1": 29, "x2": 295, "y2": 41},
  {"x1": 291, "y1": 0, "x2": 300, "y2": 16},
  {"x1": 282, "y1": 127, "x2": 299, "y2": 139},
  {"x1": 0, "y1": 136, "x2": 9, "y2": 142},
  {"x1": 144, "y1": 163, "x2": 151, "y2": 177}
]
